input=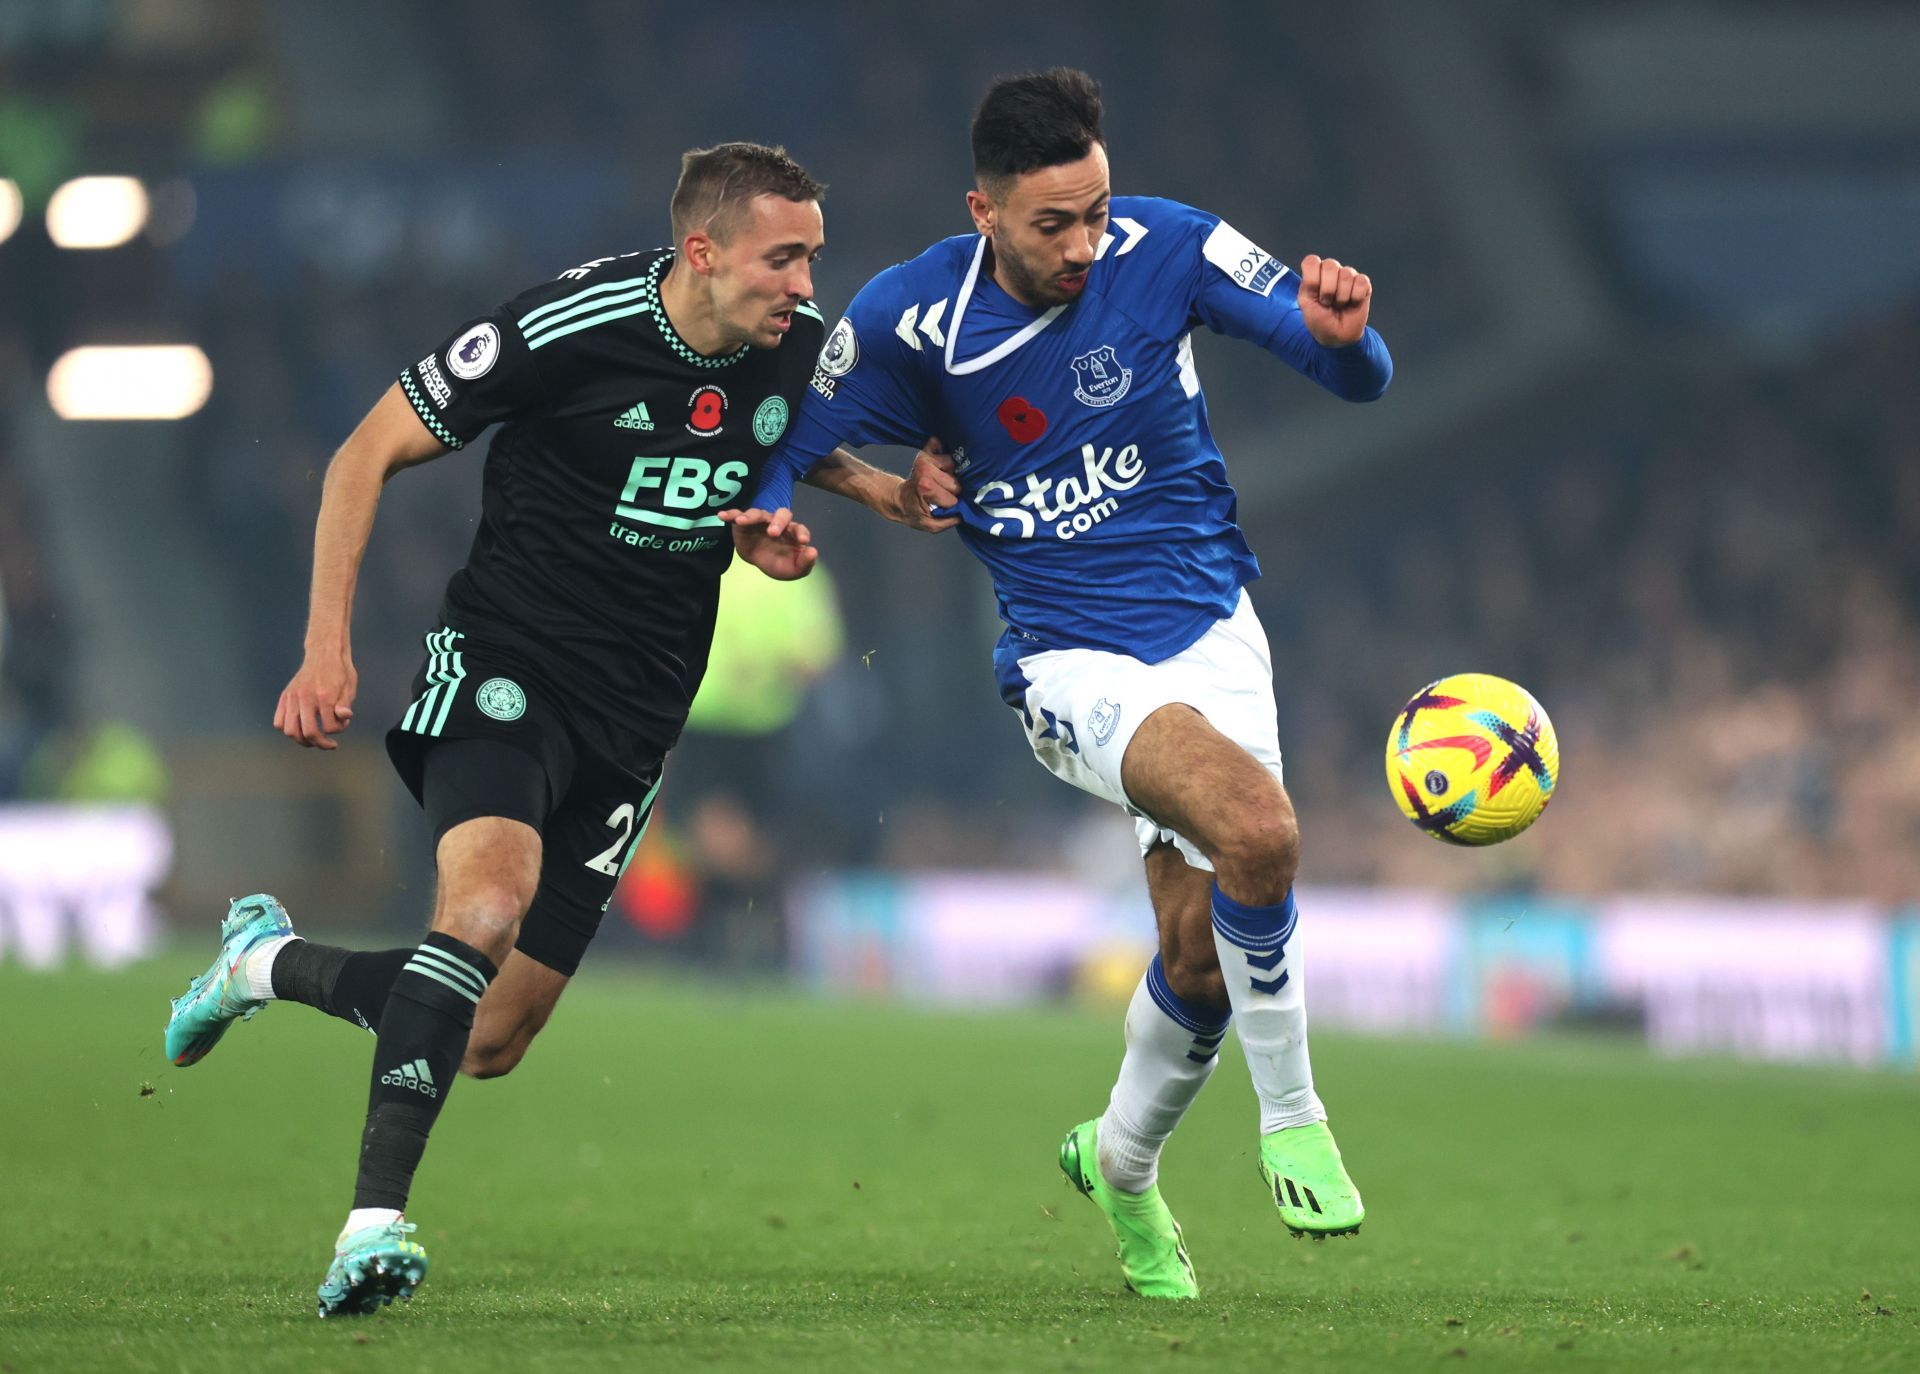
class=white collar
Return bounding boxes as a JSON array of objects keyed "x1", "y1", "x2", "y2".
[{"x1": 944, "y1": 236, "x2": 1068, "y2": 377}]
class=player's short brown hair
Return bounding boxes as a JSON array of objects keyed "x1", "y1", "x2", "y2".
[{"x1": 670, "y1": 142, "x2": 826, "y2": 245}]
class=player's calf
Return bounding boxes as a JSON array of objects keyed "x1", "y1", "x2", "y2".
[
  {"x1": 461, "y1": 1042, "x2": 526, "y2": 1079},
  {"x1": 461, "y1": 1008, "x2": 545, "y2": 1078},
  {"x1": 344, "y1": 818, "x2": 534, "y2": 1229},
  {"x1": 337, "y1": 927, "x2": 498, "y2": 1308},
  {"x1": 1146, "y1": 842, "x2": 1233, "y2": 1011},
  {"x1": 458, "y1": 948, "x2": 569, "y2": 1078},
  {"x1": 1158, "y1": 941, "x2": 1227, "y2": 1009}
]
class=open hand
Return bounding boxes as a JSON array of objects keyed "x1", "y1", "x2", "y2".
[
  {"x1": 1296, "y1": 254, "x2": 1372, "y2": 347},
  {"x1": 717, "y1": 507, "x2": 819, "y2": 580}
]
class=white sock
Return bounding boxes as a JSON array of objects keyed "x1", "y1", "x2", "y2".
[
  {"x1": 338, "y1": 1207, "x2": 403, "y2": 1245},
  {"x1": 244, "y1": 935, "x2": 297, "y2": 1001},
  {"x1": 1097, "y1": 956, "x2": 1230, "y2": 1192},
  {"x1": 1210, "y1": 884, "x2": 1326, "y2": 1135}
]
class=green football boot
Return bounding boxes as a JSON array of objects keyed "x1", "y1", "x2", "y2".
[
  {"x1": 317, "y1": 1220, "x2": 429, "y2": 1318},
  {"x1": 1059, "y1": 1119, "x2": 1198, "y2": 1299},
  {"x1": 164, "y1": 894, "x2": 294, "y2": 1067},
  {"x1": 1258, "y1": 1120, "x2": 1364, "y2": 1237}
]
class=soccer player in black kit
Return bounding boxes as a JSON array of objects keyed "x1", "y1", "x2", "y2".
[{"x1": 161, "y1": 143, "x2": 945, "y2": 1317}]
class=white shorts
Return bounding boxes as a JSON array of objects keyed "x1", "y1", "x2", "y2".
[{"x1": 1000, "y1": 590, "x2": 1284, "y2": 870}]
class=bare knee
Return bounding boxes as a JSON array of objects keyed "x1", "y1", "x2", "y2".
[
  {"x1": 1210, "y1": 794, "x2": 1300, "y2": 905},
  {"x1": 437, "y1": 880, "x2": 537, "y2": 967},
  {"x1": 433, "y1": 817, "x2": 542, "y2": 966}
]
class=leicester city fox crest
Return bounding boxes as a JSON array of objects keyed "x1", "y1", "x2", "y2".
[
  {"x1": 1070, "y1": 345, "x2": 1132, "y2": 408},
  {"x1": 475, "y1": 677, "x2": 526, "y2": 721}
]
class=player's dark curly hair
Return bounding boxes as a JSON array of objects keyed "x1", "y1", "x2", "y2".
[
  {"x1": 671, "y1": 142, "x2": 825, "y2": 244},
  {"x1": 971, "y1": 67, "x2": 1105, "y2": 198}
]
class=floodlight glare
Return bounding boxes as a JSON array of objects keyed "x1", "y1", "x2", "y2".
[
  {"x1": 46, "y1": 176, "x2": 150, "y2": 249},
  {"x1": 47, "y1": 345, "x2": 214, "y2": 419},
  {"x1": 0, "y1": 180, "x2": 21, "y2": 246}
]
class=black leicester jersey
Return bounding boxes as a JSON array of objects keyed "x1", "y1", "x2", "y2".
[{"x1": 397, "y1": 247, "x2": 827, "y2": 756}]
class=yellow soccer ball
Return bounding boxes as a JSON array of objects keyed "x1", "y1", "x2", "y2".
[{"x1": 1385, "y1": 673, "x2": 1559, "y2": 846}]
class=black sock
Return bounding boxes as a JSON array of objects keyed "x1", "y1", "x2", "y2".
[
  {"x1": 352, "y1": 932, "x2": 497, "y2": 1211},
  {"x1": 270, "y1": 941, "x2": 413, "y2": 1031}
]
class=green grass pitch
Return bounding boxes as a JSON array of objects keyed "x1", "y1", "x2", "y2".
[{"x1": 3, "y1": 956, "x2": 1917, "y2": 1371}]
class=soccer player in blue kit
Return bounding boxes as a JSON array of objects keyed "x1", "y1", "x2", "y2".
[{"x1": 727, "y1": 69, "x2": 1392, "y2": 1298}]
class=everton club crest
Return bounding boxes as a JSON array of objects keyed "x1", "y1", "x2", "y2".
[{"x1": 1070, "y1": 345, "x2": 1132, "y2": 408}]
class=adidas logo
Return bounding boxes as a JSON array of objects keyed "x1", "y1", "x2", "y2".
[
  {"x1": 1274, "y1": 1173, "x2": 1323, "y2": 1217},
  {"x1": 380, "y1": 1058, "x2": 438, "y2": 1098},
  {"x1": 613, "y1": 402, "x2": 654, "y2": 431}
]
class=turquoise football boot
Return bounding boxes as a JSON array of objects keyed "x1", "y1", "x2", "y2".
[
  {"x1": 164, "y1": 894, "x2": 294, "y2": 1066},
  {"x1": 317, "y1": 1220, "x2": 429, "y2": 1317}
]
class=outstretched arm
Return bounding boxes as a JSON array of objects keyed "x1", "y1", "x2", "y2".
[
  {"x1": 736, "y1": 272, "x2": 948, "y2": 537},
  {"x1": 801, "y1": 442, "x2": 960, "y2": 531},
  {"x1": 274, "y1": 383, "x2": 447, "y2": 749},
  {"x1": 718, "y1": 440, "x2": 960, "y2": 581}
]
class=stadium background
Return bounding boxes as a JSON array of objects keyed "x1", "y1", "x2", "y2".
[{"x1": 3, "y1": 3, "x2": 1919, "y2": 1368}]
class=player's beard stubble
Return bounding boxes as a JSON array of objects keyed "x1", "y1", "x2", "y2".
[{"x1": 988, "y1": 234, "x2": 1082, "y2": 309}]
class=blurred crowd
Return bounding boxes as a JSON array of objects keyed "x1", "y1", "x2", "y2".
[
  {"x1": 2, "y1": 0, "x2": 1916, "y2": 922},
  {"x1": 0, "y1": 422, "x2": 70, "y2": 795},
  {"x1": 1258, "y1": 312, "x2": 1920, "y2": 904}
]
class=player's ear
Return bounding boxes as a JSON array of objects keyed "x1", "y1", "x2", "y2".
[
  {"x1": 682, "y1": 231, "x2": 717, "y2": 276},
  {"x1": 965, "y1": 189, "x2": 995, "y2": 238}
]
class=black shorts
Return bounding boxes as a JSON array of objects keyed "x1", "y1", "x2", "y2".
[{"x1": 385, "y1": 626, "x2": 665, "y2": 977}]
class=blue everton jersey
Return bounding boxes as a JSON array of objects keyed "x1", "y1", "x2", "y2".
[{"x1": 752, "y1": 195, "x2": 1391, "y2": 663}]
